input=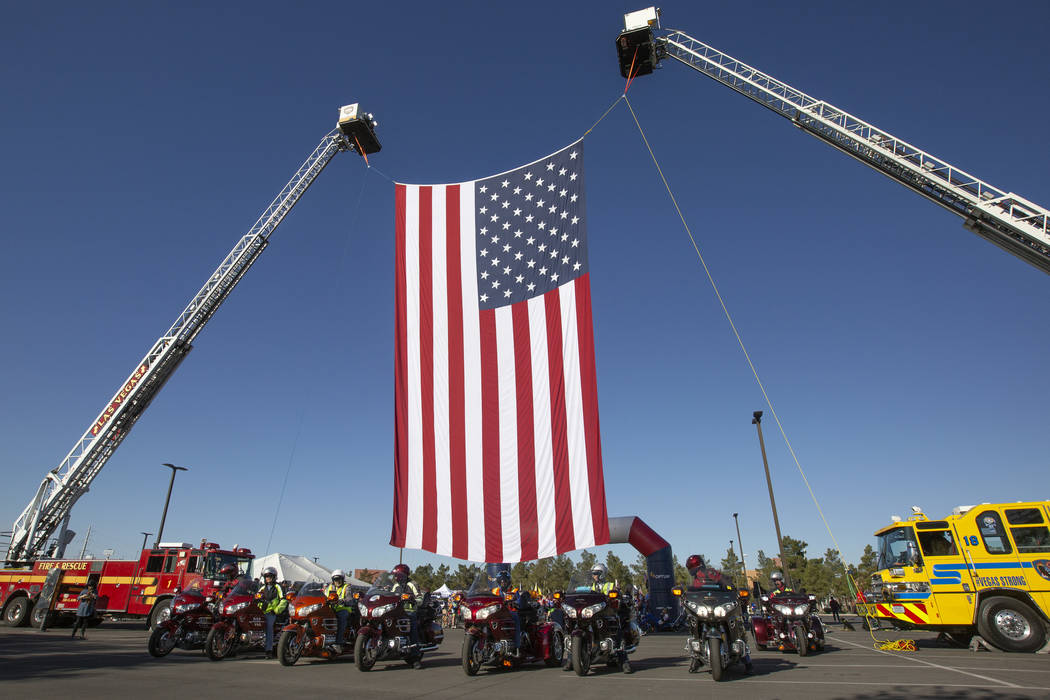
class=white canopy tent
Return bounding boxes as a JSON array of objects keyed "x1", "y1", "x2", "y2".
[
  {"x1": 253, "y1": 553, "x2": 332, "y2": 583},
  {"x1": 432, "y1": 583, "x2": 453, "y2": 598}
]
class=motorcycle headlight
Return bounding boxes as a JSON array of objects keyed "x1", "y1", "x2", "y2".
[
  {"x1": 358, "y1": 603, "x2": 369, "y2": 617},
  {"x1": 581, "y1": 602, "x2": 606, "y2": 619},
  {"x1": 174, "y1": 602, "x2": 199, "y2": 614},
  {"x1": 370, "y1": 603, "x2": 396, "y2": 618},
  {"x1": 563, "y1": 606, "x2": 578, "y2": 618},
  {"x1": 475, "y1": 604, "x2": 501, "y2": 620},
  {"x1": 687, "y1": 600, "x2": 711, "y2": 617},
  {"x1": 774, "y1": 604, "x2": 793, "y2": 616},
  {"x1": 714, "y1": 602, "x2": 737, "y2": 618},
  {"x1": 459, "y1": 605, "x2": 472, "y2": 620},
  {"x1": 793, "y1": 604, "x2": 809, "y2": 616},
  {"x1": 296, "y1": 603, "x2": 322, "y2": 617},
  {"x1": 225, "y1": 601, "x2": 248, "y2": 614}
]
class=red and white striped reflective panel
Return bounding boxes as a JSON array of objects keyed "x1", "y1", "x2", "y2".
[{"x1": 391, "y1": 141, "x2": 609, "y2": 562}]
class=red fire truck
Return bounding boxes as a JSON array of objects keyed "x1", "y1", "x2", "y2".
[{"x1": 0, "y1": 541, "x2": 253, "y2": 629}]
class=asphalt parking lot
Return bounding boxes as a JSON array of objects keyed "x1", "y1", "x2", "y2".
[{"x1": 2, "y1": 617, "x2": 1048, "y2": 699}]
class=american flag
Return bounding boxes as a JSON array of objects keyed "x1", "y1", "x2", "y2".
[{"x1": 391, "y1": 140, "x2": 610, "y2": 562}]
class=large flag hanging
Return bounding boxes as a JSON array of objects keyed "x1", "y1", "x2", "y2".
[{"x1": 391, "y1": 140, "x2": 610, "y2": 563}]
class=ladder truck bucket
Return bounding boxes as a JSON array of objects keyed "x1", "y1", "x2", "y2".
[
  {"x1": 617, "y1": 7, "x2": 660, "y2": 79},
  {"x1": 337, "y1": 103, "x2": 382, "y2": 155}
]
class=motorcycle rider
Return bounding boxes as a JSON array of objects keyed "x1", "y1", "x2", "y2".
[
  {"x1": 488, "y1": 565, "x2": 527, "y2": 654},
  {"x1": 324, "y1": 570, "x2": 354, "y2": 653},
  {"x1": 256, "y1": 566, "x2": 286, "y2": 659},
  {"x1": 589, "y1": 563, "x2": 614, "y2": 594},
  {"x1": 770, "y1": 571, "x2": 794, "y2": 597},
  {"x1": 390, "y1": 564, "x2": 424, "y2": 668},
  {"x1": 686, "y1": 554, "x2": 727, "y2": 589}
]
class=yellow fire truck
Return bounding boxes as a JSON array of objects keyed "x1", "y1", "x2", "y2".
[{"x1": 866, "y1": 501, "x2": 1050, "y2": 651}]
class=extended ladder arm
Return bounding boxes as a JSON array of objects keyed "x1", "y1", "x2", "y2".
[
  {"x1": 616, "y1": 10, "x2": 1050, "y2": 274},
  {"x1": 6, "y1": 110, "x2": 376, "y2": 564}
]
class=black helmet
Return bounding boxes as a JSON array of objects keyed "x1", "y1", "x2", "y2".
[{"x1": 495, "y1": 570, "x2": 511, "y2": 588}]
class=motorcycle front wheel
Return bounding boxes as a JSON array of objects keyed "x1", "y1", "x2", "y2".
[
  {"x1": 205, "y1": 627, "x2": 235, "y2": 661},
  {"x1": 461, "y1": 635, "x2": 482, "y2": 676},
  {"x1": 354, "y1": 633, "x2": 377, "y2": 671},
  {"x1": 571, "y1": 636, "x2": 591, "y2": 676},
  {"x1": 708, "y1": 638, "x2": 724, "y2": 681},
  {"x1": 544, "y1": 628, "x2": 565, "y2": 667},
  {"x1": 277, "y1": 630, "x2": 302, "y2": 666},
  {"x1": 795, "y1": 625, "x2": 809, "y2": 657},
  {"x1": 148, "y1": 625, "x2": 177, "y2": 658}
]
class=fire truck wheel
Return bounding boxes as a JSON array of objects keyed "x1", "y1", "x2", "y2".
[
  {"x1": 977, "y1": 596, "x2": 1047, "y2": 653},
  {"x1": 148, "y1": 600, "x2": 172, "y2": 630},
  {"x1": 3, "y1": 596, "x2": 31, "y2": 627}
]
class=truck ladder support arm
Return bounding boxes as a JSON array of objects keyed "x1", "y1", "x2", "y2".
[
  {"x1": 5, "y1": 128, "x2": 355, "y2": 565},
  {"x1": 628, "y1": 19, "x2": 1050, "y2": 274}
]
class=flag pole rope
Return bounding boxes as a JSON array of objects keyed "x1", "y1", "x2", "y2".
[{"x1": 620, "y1": 96, "x2": 891, "y2": 641}]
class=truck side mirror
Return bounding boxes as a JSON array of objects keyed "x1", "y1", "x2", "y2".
[{"x1": 906, "y1": 541, "x2": 921, "y2": 567}]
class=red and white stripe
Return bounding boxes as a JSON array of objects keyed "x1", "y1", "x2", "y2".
[{"x1": 392, "y1": 182, "x2": 609, "y2": 562}]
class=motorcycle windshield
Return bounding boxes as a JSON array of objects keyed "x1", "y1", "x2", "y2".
[
  {"x1": 366, "y1": 572, "x2": 397, "y2": 595},
  {"x1": 296, "y1": 582, "x2": 325, "y2": 598},
  {"x1": 466, "y1": 572, "x2": 507, "y2": 597},
  {"x1": 566, "y1": 571, "x2": 604, "y2": 594},
  {"x1": 181, "y1": 580, "x2": 206, "y2": 596},
  {"x1": 687, "y1": 567, "x2": 729, "y2": 592},
  {"x1": 226, "y1": 577, "x2": 259, "y2": 598}
]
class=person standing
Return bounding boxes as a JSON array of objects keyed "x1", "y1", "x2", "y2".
[
  {"x1": 829, "y1": 596, "x2": 841, "y2": 623},
  {"x1": 71, "y1": 582, "x2": 97, "y2": 640}
]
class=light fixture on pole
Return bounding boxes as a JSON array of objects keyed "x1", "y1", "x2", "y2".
[
  {"x1": 733, "y1": 512, "x2": 747, "y2": 587},
  {"x1": 155, "y1": 463, "x2": 188, "y2": 548},
  {"x1": 753, "y1": 411, "x2": 792, "y2": 589}
]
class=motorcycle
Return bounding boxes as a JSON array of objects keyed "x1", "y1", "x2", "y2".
[
  {"x1": 752, "y1": 592, "x2": 825, "y2": 655},
  {"x1": 147, "y1": 580, "x2": 218, "y2": 657},
  {"x1": 277, "y1": 582, "x2": 359, "y2": 665},
  {"x1": 556, "y1": 572, "x2": 640, "y2": 676},
  {"x1": 204, "y1": 577, "x2": 271, "y2": 660},
  {"x1": 353, "y1": 572, "x2": 444, "y2": 670},
  {"x1": 459, "y1": 573, "x2": 564, "y2": 675},
  {"x1": 672, "y1": 579, "x2": 752, "y2": 681}
]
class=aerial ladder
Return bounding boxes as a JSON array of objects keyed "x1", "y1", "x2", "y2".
[
  {"x1": 4, "y1": 105, "x2": 381, "y2": 565},
  {"x1": 615, "y1": 8, "x2": 1050, "y2": 275}
]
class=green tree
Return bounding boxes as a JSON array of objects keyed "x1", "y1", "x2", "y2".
[
  {"x1": 549, "y1": 554, "x2": 575, "y2": 592},
  {"x1": 719, "y1": 548, "x2": 744, "y2": 589},
  {"x1": 606, "y1": 552, "x2": 632, "y2": 590},
  {"x1": 672, "y1": 554, "x2": 689, "y2": 586},
  {"x1": 780, "y1": 536, "x2": 809, "y2": 587},
  {"x1": 754, "y1": 549, "x2": 777, "y2": 588},
  {"x1": 630, "y1": 553, "x2": 649, "y2": 592},
  {"x1": 511, "y1": 561, "x2": 533, "y2": 591},
  {"x1": 855, "y1": 544, "x2": 878, "y2": 590},
  {"x1": 434, "y1": 563, "x2": 450, "y2": 589},
  {"x1": 412, "y1": 563, "x2": 436, "y2": 591},
  {"x1": 448, "y1": 563, "x2": 480, "y2": 590},
  {"x1": 578, "y1": 550, "x2": 597, "y2": 573},
  {"x1": 531, "y1": 557, "x2": 552, "y2": 594}
]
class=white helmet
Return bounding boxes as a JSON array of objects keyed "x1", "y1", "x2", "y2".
[
  {"x1": 590, "y1": 563, "x2": 608, "y2": 580},
  {"x1": 262, "y1": 566, "x2": 278, "y2": 578},
  {"x1": 331, "y1": 569, "x2": 346, "y2": 580}
]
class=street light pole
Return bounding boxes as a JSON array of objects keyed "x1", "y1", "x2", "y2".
[
  {"x1": 733, "y1": 512, "x2": 747, "y2": 588},
  {"x1": 140, "y1": 532, "x2": 153, "y2": 551},
  {"x1": 155, "y1": 463, "x2": 188, "y2": 548},
  {"x1": 729, "y1": 539, "x2": 737, "y2": 585},
  {"x1": 753, "y1": 411, "x2": 792, "y2": 589}
]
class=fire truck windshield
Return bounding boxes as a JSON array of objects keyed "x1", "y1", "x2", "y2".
[
  {"x1": 203, "y1": 552, "x2": 252, "y2": 578},
  {"x1": 875, "y1": 526, "x2": 918, "y2": 569}
]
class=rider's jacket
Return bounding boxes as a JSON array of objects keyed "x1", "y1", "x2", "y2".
[
  {"x1": 258, "y1": 582, "x2": 286, "y2": 614},
  {"x1": 770, "y1": 586, "x2": 795, "y2": 598},
  {"x1": 324, "y1": 582, "x2": 353, "y2": 612},
  {"x1": 391, "y1": 580, "x2": 421, "y2": 612}
]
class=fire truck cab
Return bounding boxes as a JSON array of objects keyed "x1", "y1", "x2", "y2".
[
  {"x1": 0, "y1": 541, "x2": 253, "y2": 629},
  {"x1": 867, "y1": 502, "x2": 1050, "y2": 652}
]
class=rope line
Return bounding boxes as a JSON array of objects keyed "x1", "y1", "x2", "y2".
[
  {"x1": 265, "y1": 173, "x2": 370, "y2": 550},
  {"x1": 621, "y1": 95, "x2": 913, "y2": 650}
]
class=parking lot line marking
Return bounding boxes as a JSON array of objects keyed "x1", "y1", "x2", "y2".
[
  {"x1": 835, "y1": 636, "x2": 1024, "y2": 688},
  {"x1": 567, "y1": 675, "x2": 1047, "y2": 690}
]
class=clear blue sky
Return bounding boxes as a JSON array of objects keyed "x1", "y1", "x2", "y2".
[{"x1": 3, "y1": 1, "x2": 1048, "y2": 576}]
